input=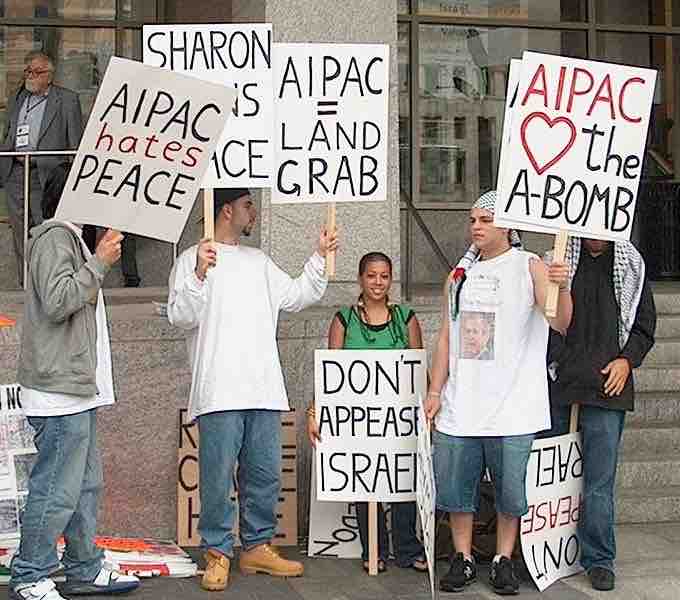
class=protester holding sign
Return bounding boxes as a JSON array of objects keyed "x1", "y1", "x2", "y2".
[
  {"x1": 10, "y1": 164, "x2": 140, "y2": 600},
  {"x1": 425, "y1": 190, "x2": 572, "y2": 596},
  {"x1": 167, "y1": 187, "x2": 337, "y2": 592},
  {"x1": 307, "y1": 252, "x2": 427, "y2": 574},
  {"x1": 544, "y1": 237, "x2": 656, "y2": 591}
]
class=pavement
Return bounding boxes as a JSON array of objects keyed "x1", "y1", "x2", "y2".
[{"x1": 73, "y1": 523, "x2": 680, "y2": 600}]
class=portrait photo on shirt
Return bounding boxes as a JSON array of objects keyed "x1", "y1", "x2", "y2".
[{"x1": 459, "y1": 311, "x2": 495, "y2": 361}]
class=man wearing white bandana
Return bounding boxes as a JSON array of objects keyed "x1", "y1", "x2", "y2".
[
  {"x1": 544, "y1": 237, "x2": 656, "y2": 592},
  {"x1": 426, "y1": 190, "x2": 573, "y2": 596}
]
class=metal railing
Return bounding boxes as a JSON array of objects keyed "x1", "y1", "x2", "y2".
[{"x1": 0, "y1": 150, "x2": 77, "y2": 289}]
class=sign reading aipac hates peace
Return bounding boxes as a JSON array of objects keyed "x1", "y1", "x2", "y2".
[
  {"x1": 497, "y1": 51, "x2": 656, "y2": 242},
  {"x1": 55, "y1": 57, "x2": 237, "y2": 243}
]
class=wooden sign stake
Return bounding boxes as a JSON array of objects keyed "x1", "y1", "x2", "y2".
[
  {"x1": 203, "y1": 188, "x2": 215, "y2": 240},
  {"x1": 569, "y1": 404, "x2": 580, "y2": 434},
  {"x1": 325, "y1": 203, "x2": 337, "y2": 279},
  {"x1": 545, "y1": 229, "x2": 569, "y2": 318},
  {"x1": 368, "y1": 501, "x2": 378, "y2": 575}
]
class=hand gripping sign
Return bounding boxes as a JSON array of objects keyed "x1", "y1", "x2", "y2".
[{"x1": 55, "y1": 57, "x2": 237, "y2": 244}]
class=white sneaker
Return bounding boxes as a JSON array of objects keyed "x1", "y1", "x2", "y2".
[
  {"x1": 10, "y1": 579, "x2": 67, "y2": 600},
  {"x1": 59, "y1": 561, "x2": 140, "y2": 595}
]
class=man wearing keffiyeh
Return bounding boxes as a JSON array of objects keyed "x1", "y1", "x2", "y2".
[
  {"x1": 544, "y1": 237, "x2": 656, "y2": 592},
  {"x1": 426, "y1": 190, "x2": 573, "y2": 596}
]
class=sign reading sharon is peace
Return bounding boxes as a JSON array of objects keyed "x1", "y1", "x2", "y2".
[
  {"x1": 313, "y1": 349, "x2": 426, "y2": 503},
  {"x1": 55, "y1": 57, "x2": 237, "y2": 243},
  {"x1": 143, "y1": 24, "x2": 273, "y2": 188},
  {"x1": 273, "y1": 43, "x2": 389, "y2": 204},
  {"x1": 497, "y1": 51, "x2": 656, "y2": 242}
]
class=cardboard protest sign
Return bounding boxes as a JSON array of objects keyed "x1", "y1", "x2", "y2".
[
  {"x1": 307, "y1": 459, "x2": 363, "y2": 558},
  {"x1": 273, "y1": 43, "x2": 389, "y2": 204},
  {"x1": 143, "y1": 24, "x2": 273, "y2": 188},
  {"x1": 521, "y1": 433, "x2": 584, "y2": 591},
  {"x1": 0, "y1": 385, "x2": 37, "y2": 541},
  {"x1": 497, "y1": 52, "x2": 656, "y2": 242},
  {"x1": 177, "y1": 408, "x2": 297, "y2": 546},
  {"x1": 313, "y1": 349, "x2": 426, "y2": 503},
  {"x1": 416, "y1": 396, "x2": 436, "y2": 599},
  {"x1": 55, "y1": 57, "x2": 237, "y2": 243}
]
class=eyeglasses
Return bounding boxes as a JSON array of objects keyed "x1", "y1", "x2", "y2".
[{"x1": 23, "y1": 68, "x2": 51, "y2": 77}]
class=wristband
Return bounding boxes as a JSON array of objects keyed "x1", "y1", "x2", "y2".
[{"x1": 427, "y1": 391, "x2": 441, "y2": 397}]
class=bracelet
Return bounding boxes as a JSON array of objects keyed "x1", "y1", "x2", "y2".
[
  {"x1": 306, "y1": 406, "x2": 316, "y2": 418},
  {"x1": 427, "y1": 391, "x2": 441, "y2": 397}
]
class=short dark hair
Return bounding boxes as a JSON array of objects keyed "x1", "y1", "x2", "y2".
[
  {"x1": 42, "y1": 162, "x2": 71, "y2": 219},
  {"x1": 358, "y1": 252, "x2": 392, "y2": 276},
  {"x1": 214, "y1": 187, "x2": 250, "y2": 219}
]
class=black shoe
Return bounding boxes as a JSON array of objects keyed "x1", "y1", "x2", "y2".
[
  {"x1": 589, "y1": 567, "x2": 615, "y2": 591},
  {"x1": 124, "y1": 276, "x2": 141, "y2": 288},
  {"x1": 440, "y1": 552, "x2": 476, "y2": 592},
  {"x1": 489, "y1": 556, "x2": 519, "y2": 595}
]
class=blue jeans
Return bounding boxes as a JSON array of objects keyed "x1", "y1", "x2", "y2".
[
  {"x1": 356, "y1": 502, "x2": 424, "y2": 565},
  {"x1": 10, "y1": 410, "x2": 104, "y2": 586},
  {"x1": 198, "y1": 410, "x2": 281, "y2": 558},
  {"x1": 433, "y1": 431, "x2": 535, "y2": 517},
  {"x1": 545, "y1": 404, "x2": 625, "y2": 573}
]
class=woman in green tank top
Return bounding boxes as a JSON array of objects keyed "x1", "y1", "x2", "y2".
[{"x1": 307, "y1": 252, "x2": 426, "y2": 574}]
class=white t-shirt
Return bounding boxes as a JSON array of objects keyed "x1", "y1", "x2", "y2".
[
  {"x1": 167, "y1": 244, "x2": 327, "y2": 421},
  {"x1": 22, "y1": 223, "x2": 115, "y2": 417},
  {"x1": 436, "y1": 248, "x2": 550, "y2": 437}
]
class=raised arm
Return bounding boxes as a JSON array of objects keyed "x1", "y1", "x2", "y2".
[{"x1": 529, "y1": 257, "x2": 573, "y2": 335}]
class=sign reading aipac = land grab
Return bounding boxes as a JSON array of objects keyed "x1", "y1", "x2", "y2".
[
  {"x1": 55, "y1": 57, "x2": 237, "y2": 244},
  {"x1": 273, "y1": 43, "x2": 389, "y2": 204},
  {"x1": 313, "y1": 349, "x2": 427, "y2": 503},
  {"x1": 497, "y1": 51, "x2": 657, "y2": 242},
  {"x1": 520, "y1": 433, "x2": 584, "y2": 592},
  {"x1": 143, "y1": 24, "x2": 273, "y2": 188}
]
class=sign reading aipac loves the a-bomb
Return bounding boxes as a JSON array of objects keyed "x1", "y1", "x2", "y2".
[
  {"x1": 497, "y1": 52, "x2": 656, "y2": 242},
  {"x1": 55, "y1": 57, "x2": 237, "y2": 243}
]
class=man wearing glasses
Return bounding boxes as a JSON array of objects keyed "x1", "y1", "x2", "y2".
[{"x1": 0, "y1": 51, "x2": 83, "y2": 286}]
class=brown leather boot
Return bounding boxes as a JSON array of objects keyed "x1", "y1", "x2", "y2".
[
  {"x1": 201, "y1": 549, "x2": 230, "y2": 591},
  {"x1": 239, "y1": 544, "x2": 304, "y2": 577}
]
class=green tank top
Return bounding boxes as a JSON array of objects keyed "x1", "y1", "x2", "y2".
[{"x1": 337, "y1": 304, "x2": 414, "y2": 350}]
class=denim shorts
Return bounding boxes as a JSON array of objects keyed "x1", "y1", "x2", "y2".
[{"x1": 433, "y1": 430, "x2": 535, "y2": 517}]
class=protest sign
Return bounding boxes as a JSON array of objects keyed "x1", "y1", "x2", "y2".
[
  {"x1": 307, "y1": 459, "x2": 363, "y2": 559},
  {"x1": 0, "y1": 385, "x2": 36, "y2": 541},
  {"x1": 313, "y1": 349, "x2": 426, "y2": 503},
  {"x1": 55, "y1": 57, "x2": 237, "y2": 243},
  {"x1": 177, "y1": 408, "x2": 297, "y2": 546},
  {"x1": 272, "y1": 43, "x2": 389, "y2": 204},
  {"x1": 143, "y1": 24, "x2": 273, "y2": 188},
  {"x1": 520, "y1": 432, "x2": 584, "y2": 591},
  {"x1": 497, "y1": 51, "x2": 656, "y2": 242},
  {"x1": 416, "y1": 396, "x2": 436, "y2": 599}
]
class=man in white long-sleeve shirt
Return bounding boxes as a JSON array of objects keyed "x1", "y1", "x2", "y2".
[{"x1": 168, "y1": 188, "x2": 337, "y2": 592}]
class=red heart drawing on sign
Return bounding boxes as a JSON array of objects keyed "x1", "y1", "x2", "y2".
[{"x1": 520, "y1": 112, "x2": 577, "y2": 175}]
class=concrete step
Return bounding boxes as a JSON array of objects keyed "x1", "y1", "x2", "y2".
[
  {"x1": 634, "y1": 367, "x2": 680, "y2": 393},
  {"x1": 645, "y1": 338, "x2": 680, "y2": 365},
  {"x1": 617, "y1": 453, "x2": 680, "y2": 488},
  {"x1": 616, "y1": 486, "x2": 680, "y2": 523},
  {"x1": 628, "y1": 392, "x2": 680, "y2": 424},
  {"x1": 656, "y1": 315, "x2": 680, "y2": 339},
  {"x1": 621, "y1": 422, "x2": 680, "y2": 455}
]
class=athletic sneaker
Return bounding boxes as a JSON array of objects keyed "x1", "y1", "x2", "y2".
[
  {"x1": 9, "y1": 579, "x2": 67, "y2": 600},
  {"x1": 440, "y1": 552, "x2": 476, "y2": 592},
  {"x1": 60, "y1": 562, "x2": 140, "y2": 595},
  {"x1": 589, "y1": 566, "x2": 615, "y2": 591},
  {"x1": 489, "y1": 556, "x2": 520, "y2": 595}
]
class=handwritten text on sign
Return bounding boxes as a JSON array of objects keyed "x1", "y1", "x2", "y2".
[
  {"x1": 497, "y1": 52, "x2": 656, "y2": 242},
  {"x1": 55, "y1": 57, "x2": 237, "y2": 243},
  {"x1": 314, "y1": 349, "x2": 426, "y2": 502},
  {"x1": 273, "y1": 43, "x2": 389, "y2": 204},
  {"x1": 520, "y1": 433, "x2": 584, "y2": 592},
  {"x1": 143, "y1": 24, "x2": 273, "y2": 188}
]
